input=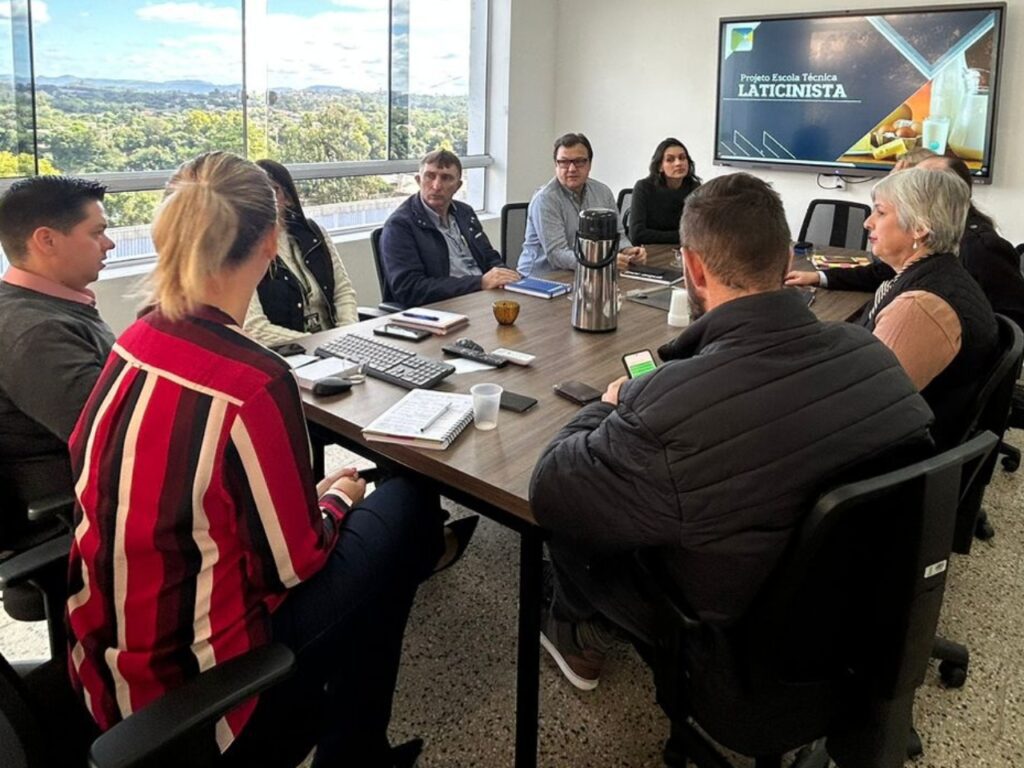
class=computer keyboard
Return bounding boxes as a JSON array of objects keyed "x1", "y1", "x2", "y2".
[{"x1": 315, "y1": 334, "x2": 455, "y2": 389}]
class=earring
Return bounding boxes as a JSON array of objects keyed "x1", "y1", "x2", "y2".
[{"x1": 912, "y1": 240, "x2": 919, "y2": 250}]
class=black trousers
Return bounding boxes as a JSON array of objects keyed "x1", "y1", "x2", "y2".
[{"x1": 224, "y1": 477, "x2": 444, "y2": 768}]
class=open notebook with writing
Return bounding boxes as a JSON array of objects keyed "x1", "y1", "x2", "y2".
[{"x1": 362, "y1": 390, "x2": 474, "y2": 450}]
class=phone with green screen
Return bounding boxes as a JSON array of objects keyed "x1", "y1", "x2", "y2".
[{"x1": 622, "y1": 349, "x2": 657, "y2": 378}]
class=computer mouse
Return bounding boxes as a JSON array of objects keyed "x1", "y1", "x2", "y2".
[
  {"x1": 455, "y1": 337, "x2": 485, "y2": 353},
  {"x1": 312, "y1": 377, "x2": 353, "y2": 397}
]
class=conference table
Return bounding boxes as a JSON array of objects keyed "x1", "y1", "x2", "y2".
[{"x1": 299, "y1": 244, "x2": 871, "y2": 768}]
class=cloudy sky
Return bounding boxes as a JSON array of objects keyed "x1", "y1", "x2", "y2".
[{"x1": 12, "y1": 0, "x2": 471, "y2": 95}]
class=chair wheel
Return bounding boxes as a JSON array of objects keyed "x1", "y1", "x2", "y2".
[
  {"x1": 1001, "y1": 454, "x2": 1020, "y2": 472},
  {"x1": 939, "y1": 660, "x2": 968, "y2": 688},
  {"x1": 663, "y1": 736, "x2": 687, "y2": 767},
  {"x1": 975, "y1": 516, "x2": 995, "y2": 541},
  {"x1": 907, "y1": 727, "x2": 923, "y2": 758}
]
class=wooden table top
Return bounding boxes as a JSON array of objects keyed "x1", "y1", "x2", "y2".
[{"x1": 302, "y1": 247, "x2": 871, "y2": 527}]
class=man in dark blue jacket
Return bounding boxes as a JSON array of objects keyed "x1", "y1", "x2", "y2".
[{"x1": 380, "y1": 150, "x2": 520, "y2": 307}]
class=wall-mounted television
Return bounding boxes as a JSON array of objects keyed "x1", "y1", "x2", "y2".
[{"x1": 714, "y1": 4, "x2": 1006, "y2": 183}]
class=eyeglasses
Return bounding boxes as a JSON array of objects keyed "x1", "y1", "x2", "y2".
[{"x1": 555, "y1": 158, "x2": 590, "y2": 169}]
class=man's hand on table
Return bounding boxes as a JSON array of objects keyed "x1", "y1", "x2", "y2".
[
  {"x1": 617, "y1": 246, "x2": 647, "y2": 269},
  {"x1": 482, "y1": 267, "x2": 522, "y2": 290},
  {"x1": 784, "y1": 270, "x2": 821, "y2": 287}
]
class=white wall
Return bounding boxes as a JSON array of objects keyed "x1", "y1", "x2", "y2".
[{"x1": 548, "y1": 0, "x2": 1024, "y2": 246}]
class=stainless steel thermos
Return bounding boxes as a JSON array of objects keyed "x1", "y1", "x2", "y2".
[{"x1": 571, "y1": 208, "x2": 620, "y2": 332}]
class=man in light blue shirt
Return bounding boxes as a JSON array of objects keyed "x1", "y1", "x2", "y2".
[{"x1": 518, "y1": 133, "x2": 646, "y2": 275}]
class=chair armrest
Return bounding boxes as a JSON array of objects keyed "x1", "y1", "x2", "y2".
[
  {"x1": 0, "y1": 534, "x2": 72, "y2": 589},
  {"x1": 27, "y1": 492, "x2": 76, "y2": 528},
  {"x1": 88, "y1": 643, "x2": 295, "y2": 768},
  {"x1": 357, "y1": 305, "x2": 390, "y2": 320}
]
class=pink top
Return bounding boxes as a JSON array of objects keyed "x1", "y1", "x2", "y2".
[
  {"x1": 2, "y1": 265, "x2": 97, "y2": 306},
  {"x1": 874, "y1": 289, "x2": 961, "y2": 390}
]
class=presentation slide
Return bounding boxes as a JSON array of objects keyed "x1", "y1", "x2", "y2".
[{"x1": 716, "y1": 8, "x2": 1002, "y2": 176}]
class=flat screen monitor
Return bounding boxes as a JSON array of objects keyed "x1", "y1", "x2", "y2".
[{"x1": 714, "y1": 4, "x2": 1006, "y2": 182}]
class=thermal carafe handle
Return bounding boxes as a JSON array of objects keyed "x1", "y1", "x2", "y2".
[{"x1": 574, "y1": 208, "x2": 621, "y2": 270}]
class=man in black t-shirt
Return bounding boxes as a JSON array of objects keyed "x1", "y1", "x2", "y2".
[{"x1": 0, "y1": 176, "x2": 115, "y2": 547}]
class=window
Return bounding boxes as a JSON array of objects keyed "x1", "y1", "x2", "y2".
[{"x1": 0, "y1": 0, "x2": 489, "y2": 269}]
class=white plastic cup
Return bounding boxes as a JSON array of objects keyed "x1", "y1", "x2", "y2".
[
  {"x1": 470, "y1": 383, "x2": 503, "y2": 430},
  {"x1": 922, "y1": 115, "x2": 950, "y2": 154},
  {"x1": 667, "y1": 288, "x2": 689, "y2": 327}
]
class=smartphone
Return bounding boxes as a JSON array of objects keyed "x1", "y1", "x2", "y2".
[
  {"x1": 622, "y1": 349, "x2": 657, "y2": 378},
  {"x1": 270, "y1": 341, "x2": 307, "y2": 356},
  {"x1": 500, "y1": 390, "x2": 539, "y2": 413},
  {"x1": 553, "y1": 380, "x2": 603, "y2": 405},
  {"x1": 372, "y1": 323, "x2": 431, "y2": 342}
]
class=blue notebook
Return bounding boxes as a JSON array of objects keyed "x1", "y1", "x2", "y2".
[{"x1": 504, "y1": 277, "x2": 571, "y2": 299}]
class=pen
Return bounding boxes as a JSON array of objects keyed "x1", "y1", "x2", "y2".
[
  {"x1": 806, "y1": 290, "x2": 817, "y2": 308},
  {"x1": 419, "y1": 403, "x2": 451, "y2": 433},
  {"x1": 403, "y1": 312, "x2": 440, "y2": 322}
]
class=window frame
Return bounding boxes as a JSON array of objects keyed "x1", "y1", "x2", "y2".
[{"x1": 0, "y1": 0, "x2": 492, "y2": 271}]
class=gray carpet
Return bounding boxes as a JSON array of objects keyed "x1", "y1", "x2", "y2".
[{"x1": 4, "y1": 434, "x2": 1023, "y2": 766}]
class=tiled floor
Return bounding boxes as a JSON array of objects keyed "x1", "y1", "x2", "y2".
[{"x1": 4, "y1": 435, "x2": 1024, "y2": 767}]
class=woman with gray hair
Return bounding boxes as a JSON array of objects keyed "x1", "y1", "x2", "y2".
[{"x1": 787, "y1": 167, "x2": 998, "y2": 447}]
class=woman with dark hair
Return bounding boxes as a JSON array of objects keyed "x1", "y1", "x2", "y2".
[
  {"x1": 627, "y1": 138, "x2": 701, "y2": 245},
  {"x1": 244, "y1": 158, "x2": 358, "y2": 346}
]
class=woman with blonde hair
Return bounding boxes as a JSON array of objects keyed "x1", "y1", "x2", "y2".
[{"x1": 66, "y1": 151, "x2": 438, "y2": 767}]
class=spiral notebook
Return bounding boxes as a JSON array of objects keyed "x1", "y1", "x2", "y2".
[{"x1": 362, "y1": 390, "x2": 475, "y2": 450}]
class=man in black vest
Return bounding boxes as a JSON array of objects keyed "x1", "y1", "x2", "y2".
[{"x1": 530, "y1": 173, "x2": 934, "y2": 691}]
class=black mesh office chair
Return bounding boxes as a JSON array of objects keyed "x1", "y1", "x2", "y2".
[
  {"x1": 0, "y1": 530, "x2": 297, "y2": 768},
  {"x1": 1, "y1": 491, "x2": 77, "y2": 658},
  {"x1": 616, "y1": 188, "x2": 633, "y2": 235},
  {"x1": 500, "y1": 203, "x2": 529, "y2": 270},
  {"x1": 928, "y1": 314, "x2": 1023, "y2": 689},
  {"x1": 798, "y1": 200, "x2": 872, "y2": 251},
  {"x1": 645, "y1": 431, "x2": 997, "y2": 768},
  {"x1": 369, "y1": 227, "x2": 404, "y2": 314},
  {"x1": 998, "y1": 247, "x2": 1024, "y2": 473}
]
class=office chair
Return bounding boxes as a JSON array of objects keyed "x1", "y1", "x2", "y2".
[
  {"x1": 797, "y1": 200, "x2": 872, "y2": 251},
  {"x1": 369, "y1": 227, "x2": 404, "y2": 314},
  {"x1": 616, "y1": 188, "x2": 633, "y2": 236},
  {"x1": 1, "y1": 491, "x2": 77, "y2": 657},
  {"x1": 927, "y1": 315, "x2": 1023, "y2": 689},
  {"x1": 0, "y1": 531, "x2": 297, "y2": 768},
  {"x1": 644, "y1": 431, "x2": 997, "y2": 768},
  {"x1": 999, "y1": 261, "x2": 1024, "y2": 473},
  {"x1": 500, "y1": 202, "x2": 529, "y2": 270},
  {"x1": 943, "y1": 314, "x2": 1023, "y2": 549},
  {"x1": 1001, "y1": 383, "x2": 1024, "y2": 472}
]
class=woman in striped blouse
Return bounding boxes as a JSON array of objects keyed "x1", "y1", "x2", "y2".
[{"x1": 67, "y1": 151, "x2": 440, "y2": 768}]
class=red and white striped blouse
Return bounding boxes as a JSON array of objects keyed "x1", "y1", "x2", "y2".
[{"x1": 67, "y1": 305, "x2": 348, "y2": 751}]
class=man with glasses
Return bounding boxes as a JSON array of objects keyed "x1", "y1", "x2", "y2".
[
  {"x1": 518, "y1": 133, "x2": 645, "y2": 275},
  {"x1": 380, "y1": 149, "x2": 520, "y2": 308}
]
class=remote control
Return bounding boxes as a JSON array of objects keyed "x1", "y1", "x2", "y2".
[
  {"x1": 491, "y1": 348, "x2": 536, "y2": 366},
  {"x1": 441, "y1": 343, "x2": 508, "y2": 368}
]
